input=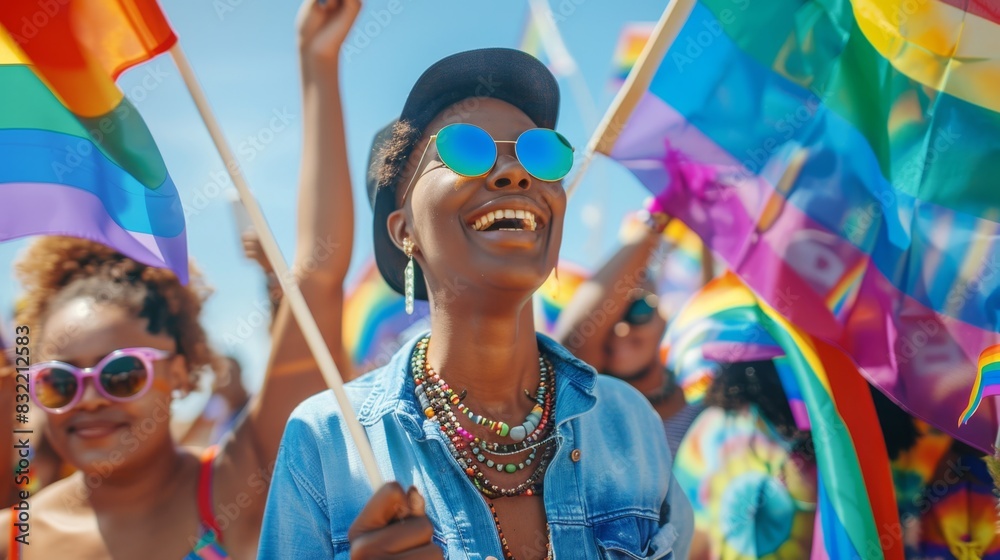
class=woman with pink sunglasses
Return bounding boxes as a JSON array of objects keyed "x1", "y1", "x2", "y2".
[{"x1": 0, "y1": 1, "x2": 360, "y2": 558}]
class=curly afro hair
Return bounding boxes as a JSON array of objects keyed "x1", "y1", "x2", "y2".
[
  {"x1": 371, "y1": 120, "x2": 422, "y2": 198},
  {"x1": 706, "y1": 359, "x2": 814, "y2": 459},
  {"x1": 15, "y1": 236, "x2": 215, "y2": 384}
]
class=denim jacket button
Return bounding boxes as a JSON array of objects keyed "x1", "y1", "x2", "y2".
[{"x1": 571, "y1": 448, "x2": 582, "y2": 462}]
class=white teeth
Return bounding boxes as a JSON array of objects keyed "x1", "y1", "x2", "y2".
[{"x1": 471, "y1": 209, "x2": 542, "y2": 231}]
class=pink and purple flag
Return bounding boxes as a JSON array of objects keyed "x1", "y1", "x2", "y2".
[{"x1": 603, "y1": 0, "x2": 1000, "y2": 460}]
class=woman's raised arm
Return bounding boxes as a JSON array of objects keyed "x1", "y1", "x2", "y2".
[{"x1": 213, "y1": 0, "x2": 362, "y2": 526}]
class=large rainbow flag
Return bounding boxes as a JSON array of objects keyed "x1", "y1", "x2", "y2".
[
  {"x1": 0, "y1": 1, "x2": 187, "y2": 282},
  {"x1": 602, "y1": 0, "x2": 1000, "y2": 452},
  {"x1": 671, "y1": 272, "x2": 902, "y2": 559}
]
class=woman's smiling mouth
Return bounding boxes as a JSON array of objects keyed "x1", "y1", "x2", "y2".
[{"x1": 471, "y1": 208, "x2": 539, "y2": 232}]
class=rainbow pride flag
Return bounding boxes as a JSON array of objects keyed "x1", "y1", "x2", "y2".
[
  {"x1": 958, "y1": 344, "x2": 1000, "y2": 426},
  {"x1": 672, "y1": 272, "x2": 902, "y2": 559},
  {"x1": 519, "y1": 10, "x2": 545, "y2": 60},
  {"x1": 656, "y1": 218, "x2": 708, "y2": 319},
  {"x1": 609, "y1": 23, "x2": 654, "y2": 85},
  {"x1": 532, "y1": 261, "x2": 589, "y2": 335},
  {"x1": 517, "y1": 3, "x2": 576, "y2": 77},
  {"x1": 0, "y1": 1, "x2": 187, "y2": 282},
  {"x1": 603, "y1": 0, "x2": 1000, "y2": 453},
  {"x1": 344, "y1": 261, "x2": 430, "y2": 374}
]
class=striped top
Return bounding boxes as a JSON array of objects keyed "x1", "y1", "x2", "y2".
[{"x1": 663, "y1": 403, "x2": 703, "y2": 458}]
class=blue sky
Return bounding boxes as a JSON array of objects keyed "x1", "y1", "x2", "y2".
[{"x1": 0, "y1": 0, "x2": 667, "y2": 393}]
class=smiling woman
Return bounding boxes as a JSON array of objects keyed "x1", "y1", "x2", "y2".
[
  {"x1": 259, "y1": 6, "x2": 693, "y2": 558},
  {"x1": 0, "y1": 1, "x2": 360, "y2": 555}
]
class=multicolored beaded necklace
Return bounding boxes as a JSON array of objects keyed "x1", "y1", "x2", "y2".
[
  {"x1": 411, "y1": 337, "x2": 555, "y2": 559},
  {"x1": 414, "y1": 338, "x2": 551, "y2": 442}
]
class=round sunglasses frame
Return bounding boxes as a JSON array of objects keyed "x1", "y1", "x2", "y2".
[
  {"x1": 623, "y1": 290, "x2": 660, "y2": 326},
  {"x1": 27, "y1": 347, "x2": 173, "y2": 414},
  {"x1": 400, "y1": 123, "x2": 574, "y2": 202}
]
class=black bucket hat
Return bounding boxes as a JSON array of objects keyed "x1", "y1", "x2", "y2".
[{"x1": 366, "y1": 47, "x2": 560, "y2": 299}]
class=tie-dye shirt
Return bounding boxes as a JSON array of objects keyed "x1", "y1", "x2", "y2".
[
  {"x1": 674, "y1": 405, "x2": 817, "y2": 559},
  {"x1": 892, "y1": 422, "x2": 1000, "y2": 559}
]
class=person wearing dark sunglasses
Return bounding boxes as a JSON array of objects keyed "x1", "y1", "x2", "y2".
[
  {"x1": 259, "y1": 3, "x2": 692, "y2": 558},
  {"x1": 0, "y1": 2, "x2": 359, "y2": 558},
  {"x1": 555, "y1": 210, "x2": 713, "y2": 459}
]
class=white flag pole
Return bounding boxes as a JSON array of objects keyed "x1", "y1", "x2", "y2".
[
  {"x1": 565, "y1": 0, "x2": 696, "y2": 199},
  {"x1": 169, "y1": 44, "x2": 383, "y2": 489}
]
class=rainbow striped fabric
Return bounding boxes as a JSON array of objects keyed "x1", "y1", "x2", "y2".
[
  {"x1": 185, "y1": 529, "x2": 229, "y2": 560},
  {"x1": 607, "y1": 0, "x2": 1000, "y2": 453},
  {"x1": 958, "y1": 344, "x2": 1000, "y2": 425},
  {"x1": 654, "y1": 218, "x2": 709, "y2": 320},
  {"x1": 668, "y1": 273, "x2": 902, "y2": 559},
  {"x1": 609, "y1": 23, "x2": 654, "y2": 85},
  {"x1": 343, "y1": 260, "x2": 430, "y2": 374},
  {"x1": 675, "y1": 404, "x2": 818, "y2": 559},
  {"x1": 532, "y1": 260, "x2": 589, "y2": 335},
  {"x1": 0, "y1": 1, "x2": 187, "y2": 282}
]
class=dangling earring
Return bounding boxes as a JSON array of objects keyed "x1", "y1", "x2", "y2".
[{"x1": 403, "y1": 238, "x2": 415, "y2": 315}]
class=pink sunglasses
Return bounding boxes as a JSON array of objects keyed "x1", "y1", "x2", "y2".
[{"x1": 28, "y1": 347, "x2": 173, "y2": 414}]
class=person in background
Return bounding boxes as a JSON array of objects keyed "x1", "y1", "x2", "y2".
[
  {"x1": 241, "y1": 230, "x2": 283, "y2": 330},
  {"x1": 555, "y1": 206, "x2": 710, "y2": 457},
  {"x1": 674, "y1": 359, "x2": 817, "y2": 560},
  {"x1": 172, "y1": 223, "x2": 280, "y2": 449},
  {"x1": 178, "y1": 356, "x2": 252, "y2": 448},
  {"x1": 873, "y1": 386, "x2": 1000, "y2": 559}
]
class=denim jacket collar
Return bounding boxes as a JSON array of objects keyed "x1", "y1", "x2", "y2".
[{"x1": 355, "y1": 332, "x2": 598, "y2": 440}]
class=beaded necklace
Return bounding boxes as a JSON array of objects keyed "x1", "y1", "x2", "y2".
[
  {"x1": 410, "y1": 337, "x2": 556, "y2": 559},
  {"x1": 414, "y1": 339, "x2": 550, "y2": 442},
  {"x1": 411, "y1": 338, "x2": 557, "y2": 496}
]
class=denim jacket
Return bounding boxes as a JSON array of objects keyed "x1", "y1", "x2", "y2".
[{"x1": 258, "y1": 333, "x2": 693, "y2": 559}]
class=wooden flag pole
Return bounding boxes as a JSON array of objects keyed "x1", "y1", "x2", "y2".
[
  {"x1": 169, "y1": 44, "x2": 383, "y2": 489},
  {"x1": 565, "y1": 0, "x2": 696, "y2": 199}
]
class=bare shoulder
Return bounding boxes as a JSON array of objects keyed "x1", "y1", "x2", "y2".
[
  {"x1": 2, "y1": 475, "x2": 98, "y2": 557},
  {"x1": 0, "y1": 508, "x2": 8, "y2": 560},
  {"x1": 206, "y1": 422, "x2": 273, "y2": 556}
]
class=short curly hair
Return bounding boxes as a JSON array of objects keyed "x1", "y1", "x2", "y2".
[
  {"x1": 706, "y1": 359, "x2": 813, "y2": 457},
  {"x1": 15, "y1": 236, "x2": 215, "y2": 383},
  {"x1": 371, "y1": 120, "x2": 421, "y2": 198}
]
